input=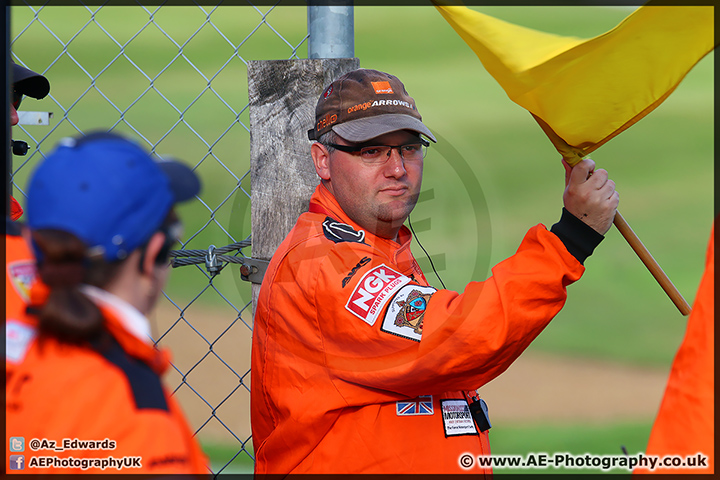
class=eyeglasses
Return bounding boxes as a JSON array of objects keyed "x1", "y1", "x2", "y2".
[
  {"x1": 137, "y1": 220, "x2": 183, "y2": 270},
  {"x1": 157, "y1": 220, "x2": 183, "y2": 264},
  {"x1": 12, "y1": 88, "x2": 23, "y2": 110},
  {"x1": 325, "y1": 138, "x2": 430, "y2": 165}
]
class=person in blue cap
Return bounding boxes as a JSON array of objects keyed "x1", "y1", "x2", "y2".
[{"x1": 5, "y1": 131, "x2": 209, "y2": 475}]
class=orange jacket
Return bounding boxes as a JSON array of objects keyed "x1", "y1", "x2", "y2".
[
  {"x1": 6, "y1": 221, "x2": 37, "y2": 325},
  {"x1": 635, "y1": 224, "x2": 714, "y2": 475},
  {"x1": 251, "y1": 184, "x2": 586, "y2": 474},
  {"x1": 6, "y1": 284, "x2": 209, "y2": 475}
]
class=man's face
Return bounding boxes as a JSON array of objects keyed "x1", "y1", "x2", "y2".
[
  {"x1": 10, "y1": 98, "x2": 19, "y2": 126},
  {"x1": 10, "y1": 84, "x2": 25, "y2": 126},
  {"x1": 322, "y1": 130, "x2": 424, "y2": 240}
]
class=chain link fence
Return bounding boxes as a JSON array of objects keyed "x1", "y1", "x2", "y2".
[{"x1": 10, "y1": 2, "x2": 315, "y2": 474}]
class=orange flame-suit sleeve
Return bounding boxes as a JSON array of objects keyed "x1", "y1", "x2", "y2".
[{"x1": 635, "y1": 223, "x2": 714, "y2": 475}]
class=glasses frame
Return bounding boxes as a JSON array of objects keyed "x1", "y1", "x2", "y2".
[
  {"x1": 324, "y1": 138, "x2": 430, "y2": 164},
  {"x1": 137, "y1": 219, "x2": 183, "y2": 271}
]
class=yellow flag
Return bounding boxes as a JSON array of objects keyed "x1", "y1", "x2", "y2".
[{"x1": 435, "y1": 2, "x2": 715, "y2": 165}]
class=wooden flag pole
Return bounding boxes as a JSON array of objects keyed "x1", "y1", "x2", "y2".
[
  {"x1": 532, "y1": 114, "x2": 691, "y2": 316},
  {"x1": 613, "y1": 212, "x2": 691, "y2": 315}
]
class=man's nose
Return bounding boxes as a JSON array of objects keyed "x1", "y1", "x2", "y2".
[
  {"x1": 383, "y1": 147, "x2": 407, "y2": 177},
  {"x1": 10, "y1": 103, "x2": 18, "y2": 126}
]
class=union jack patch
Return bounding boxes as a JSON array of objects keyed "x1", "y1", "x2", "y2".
[{"x1": 396, "y1": 395, "x2": 434, "y2": 416}]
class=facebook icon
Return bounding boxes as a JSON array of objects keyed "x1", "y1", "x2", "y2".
[{"x1": 9, "y1": 455, "x2": 25, "y2": 470}]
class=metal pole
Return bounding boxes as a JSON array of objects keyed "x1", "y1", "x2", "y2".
[
  {"x1": 3, "y1": 5, "x2": 11, "y2": 217},
  {"x1": 307, "y1": 2, "x2": 354, "y2": 59}
]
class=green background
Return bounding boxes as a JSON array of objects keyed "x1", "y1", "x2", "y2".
[{"x1": 11, "y1": 4, "x2": 713, "y2": 474}]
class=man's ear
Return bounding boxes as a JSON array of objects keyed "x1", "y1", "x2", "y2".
[
  {"x1": 311, "y1": 142, "x2": 331, "y2": 181},
  {"x1": 140, "y1": 232, "x2": 166, "y2": 277}
]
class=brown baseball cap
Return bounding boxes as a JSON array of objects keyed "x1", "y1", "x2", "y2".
[{"x1": 308, "y1": 68, "x2": 436, "y2": 144}]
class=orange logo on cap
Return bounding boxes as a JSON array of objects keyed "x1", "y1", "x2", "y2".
[{"x1": 372, "y1": 81, "x2": 393, "y2": 95}]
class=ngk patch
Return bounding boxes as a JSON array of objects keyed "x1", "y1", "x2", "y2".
[{"x1": 345, "y1": 264, "x2": 410, "y2": 326}]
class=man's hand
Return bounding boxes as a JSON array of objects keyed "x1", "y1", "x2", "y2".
[{"x1": 562, "y1": 158, "x2": 619, "y2": 235}]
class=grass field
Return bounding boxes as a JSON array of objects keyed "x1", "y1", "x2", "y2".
[{"x1": 11, "y1": 4, "x2": 713, "y2": 474}]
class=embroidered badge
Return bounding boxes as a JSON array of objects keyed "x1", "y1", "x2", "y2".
[
  {"x1": 440, "y1": 399, "x2": 479, "y2": 437},
  {"x1": 381, "y1": 284, "x2": 436, "y2": 342},
  {"x1": 322, "y1": 217, "x2": 366, "y2": 244},
  {"x1": 345, "y1": 264, "x2": 410, "y2": 326},
  {"x1": 7, "y1": 260, "x2": 36, "y2": 302},
  {"x1": 397, "y1": 395, "x2": 434, "y2": 416},
  {"x1": 6, "y1": 321, "x2": 37, "y2": 364}
]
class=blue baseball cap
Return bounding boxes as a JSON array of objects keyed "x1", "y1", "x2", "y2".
[{"x1": 26, "y1": 132, "x2": 201, "y2": 261}]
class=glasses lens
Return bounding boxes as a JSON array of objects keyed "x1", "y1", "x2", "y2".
[
  {"x1": 166, "y1": 221, "x2": 184, "y2": 244},
  {"x1": 400, "y1": 144, "x2": 425, "y2": 161},
  {"x1": 158, "y1": 221, "x2": 183, "y2": 265},
  {"x1": 12, "y1": 89, "x2": 22, "y2": 110},
  {"x1": 359, "y1": 146, "x2": 390, "y2": 164},
  {"x1": 356, "y1": 142, "x2": 428, "y2": 164}
]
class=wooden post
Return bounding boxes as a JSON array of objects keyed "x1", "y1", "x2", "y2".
[{"x1": 248, "y1": 58, "x2": 360, "y2": 321}]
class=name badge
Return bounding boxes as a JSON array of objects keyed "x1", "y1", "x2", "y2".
[{"x1": 440, "y1": 399, "x2": 478, "y2": 437}]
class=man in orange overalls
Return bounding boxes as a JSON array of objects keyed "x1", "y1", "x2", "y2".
[
  {"x1": 251, "y1": 68, "x2": 620, "y2": 474},
  {"x1": 6, "y1": 61, "x2": 51, "y2": 323}
]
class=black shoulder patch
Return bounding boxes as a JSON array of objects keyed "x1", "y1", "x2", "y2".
[
  {"x1": 322, "y1": 217, "x2": 367, "y2": 245},
  {"x1": 92, "y1": 336, "x2": 169, "y2": 411}
]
